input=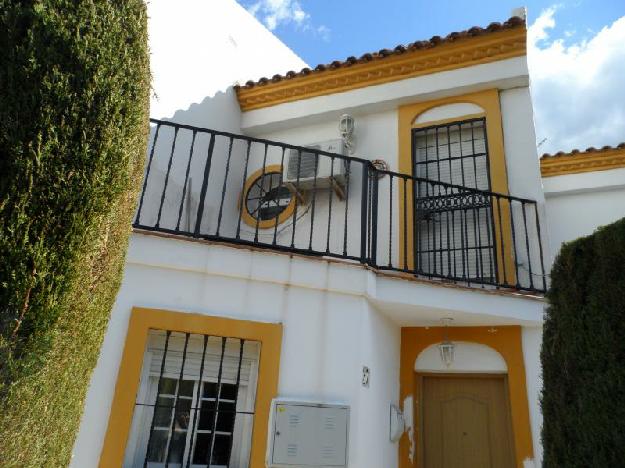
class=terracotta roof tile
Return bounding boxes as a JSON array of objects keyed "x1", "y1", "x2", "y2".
[
  {"x1": 234, "y1": 15, "x2": 525, "y2": 91},
  {"x1": 541, "y1": 143, "x2": 625, "y2": 159}
]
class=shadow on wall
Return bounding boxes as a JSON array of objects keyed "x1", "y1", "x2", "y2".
[
  {"x1": 138, "y1": 87, "x2": 246, "y2": 234},
  {"x1": 138, "y1": 86, "x2": 371, "y2": 262},
  {"x1": 168, "y1": 86, "x2": 243, "y2": 134}
]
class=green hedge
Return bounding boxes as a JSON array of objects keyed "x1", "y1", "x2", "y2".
[
  {"x1": 542, "y1": 217, "x2": 625, "y2": 467},
  {"x1": 0, "y1": 1, "x2": 149, "y2": 465}
]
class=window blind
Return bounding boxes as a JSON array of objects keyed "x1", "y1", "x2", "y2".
[{"x1": 412, "y1": 118, "x2": 496, "y2": 282}]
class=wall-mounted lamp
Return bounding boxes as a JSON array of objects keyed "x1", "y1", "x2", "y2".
[
  {"x1": 338, "y1": 113, "x2": 355, "y2": 154},
  {"x1": 438, "y1": 318, "x2": 455, "y2": 367}
]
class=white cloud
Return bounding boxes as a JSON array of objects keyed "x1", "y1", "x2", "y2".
[
  {"x1": 314, "y1": 24, "x2": 331, "y2": 42},
  {"x1": 246, "y1": 0, "x2": 330, "y2": 40},
  {"x1": 529, "y1": 8, "x2": 625, "y2": 154},
  {"x1": 247, "y1": 0, "x2": 309, "y2": 30}
]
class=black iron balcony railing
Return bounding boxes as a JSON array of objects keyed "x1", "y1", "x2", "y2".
[{"x1": 135, "y1": 119, "x2": 547, "y2": 293}]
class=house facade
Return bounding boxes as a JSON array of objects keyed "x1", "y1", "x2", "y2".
[{"x1": 71, "y1": 5, "x2": 625, "y2": 468}]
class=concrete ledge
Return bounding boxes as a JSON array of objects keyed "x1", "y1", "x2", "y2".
[{"x1": 129, "y1": 230, "x2": 545, "y2": 326}]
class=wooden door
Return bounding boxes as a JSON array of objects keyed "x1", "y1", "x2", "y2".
[{"x1": 420, "y1": 374, "x2": 515, "y2": 468}]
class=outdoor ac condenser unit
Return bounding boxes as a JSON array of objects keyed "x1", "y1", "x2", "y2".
[{"x1": 283, "y1": 139, "x2": 347, "y2": 190}]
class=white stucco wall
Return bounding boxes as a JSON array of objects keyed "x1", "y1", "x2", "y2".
[
  {"x1": 240, "y1": 57, "x2": 529, "y2": 135},
  {"x1": 500, "y1": 88, "x2": 544, "y2": 203},
  {"x1": 148, "y1": 0, "x2": 307, "y2": 119},
  {"x1": 543, "y1": 167, "x2": 625, "y2": 258},
  {"x1": 135, "y1": 39, "x2": 549, "y2": 290},
  {"x1": 522, "y1": 326, "x2": 543, "y2": 468},
  {"x1": 500, "y1": 87, "x2": 550, "y2": 288},
  {"x1": 136, "y1": 0, "x2": 309, "y2": 262},
  {"x1": 72, "y1": 234, "x2": 404, "y2": 468},
  {"x1": 72, "y1": 232, "x2": 544, "y2": 467},
  {"x1": 236, "y1": 61, "x2": 547, "y2": 282},
  {"x1": 72, "y1": 20, "x2": 552, "y2": 465}
]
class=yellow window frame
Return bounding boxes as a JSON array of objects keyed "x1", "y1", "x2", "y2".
[
  {"x1": 98, "y1": 307, "x2": 283, "y2": 468},
  {"x1": 397, "y1": 88, "x2": 516, "y2": 285}
]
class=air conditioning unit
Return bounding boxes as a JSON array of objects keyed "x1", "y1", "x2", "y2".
[{"x1": 283, "y1": 139, "x2": 348, "y2": 191}]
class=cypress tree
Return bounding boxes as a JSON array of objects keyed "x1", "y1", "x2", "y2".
[
  {"x1": 0, "y1": 1, "x2": 150, "y2": 465},
  {"x1": 542, "y1": 217, "x2": 625, "y2": 467}
]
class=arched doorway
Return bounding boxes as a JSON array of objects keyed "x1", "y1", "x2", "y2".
[
  {"x1": 415, "y1": 342, "x2": 515, "y2": 468},
  {"x1": 398, "y1": 326, "x2": 534, "y2": 468}
]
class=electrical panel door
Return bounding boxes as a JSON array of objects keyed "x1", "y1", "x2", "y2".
[{"x1": 268, "y1": 401, "x2": 349, "y2": 467}]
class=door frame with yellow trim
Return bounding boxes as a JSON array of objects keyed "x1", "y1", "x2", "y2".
[{"x1": 399, "y1": 326, "x2": 534, "y2": 468}]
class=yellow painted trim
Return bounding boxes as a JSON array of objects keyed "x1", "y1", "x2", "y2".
[
  {"x1": 397, "y1": 89, "x2": 516, "y2": 284},
  {"x1": 412, "y1": 112, "x2": 486, "y2": 129},
  {"x1": 240, "y1": 164, "x2": 298, "y2": 229},
  {"x1": 399, "y1": 326, "x2": 534, "y2": 468},
  {"x1": 540, "y1": 148, "x2": 625, "y2": 177},
  {"x1": 237, "y1": 27, "x2": 526, "y2": 111},
  {"x1": 99, "y1": 307, "x2": 283, "y2": 468}
]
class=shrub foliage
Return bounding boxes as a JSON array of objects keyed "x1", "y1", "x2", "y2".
[
  {"x1": 0, "y1": 1, "x2": 149, "y2": 465},
  {"x1": 542, "y1": 217, "x2": 625, "y2": 467}
]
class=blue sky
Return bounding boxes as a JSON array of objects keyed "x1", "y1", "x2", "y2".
[
  {"x1": 240, "y1": 0, "x2": 625, "y2": 154},
  {"x1": 240, "y1": 0, "x2": 623, "y2": 67}
]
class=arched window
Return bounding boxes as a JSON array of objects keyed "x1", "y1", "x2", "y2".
[{"x1": 411, "y1": 103, "x2": 496, "y2": 282}]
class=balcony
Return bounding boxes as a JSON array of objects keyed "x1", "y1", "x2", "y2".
[{"x1": 135, "y1": 119, "x2": 547, "y2": 294}]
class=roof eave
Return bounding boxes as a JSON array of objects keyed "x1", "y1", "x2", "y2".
[{"x1": 236, "y1": 17, "x2": 527, "y2": 112}]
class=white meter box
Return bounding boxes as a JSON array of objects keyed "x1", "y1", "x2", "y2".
[{"x1": 267, "y1": 400, "x2": 350, "y2": 467}]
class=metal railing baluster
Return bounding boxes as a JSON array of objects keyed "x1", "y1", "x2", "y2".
[
  {"x1": 155, "y1": 127, "x2": 179, "y2": 228},
  {"x1": 521, "y1": 201, "x2": 534, "y2": 290},
  {"x1": 235, "y1": 141, "x2": 252, "y2": 239},
  {"x1": 308, "y1": 153, "x2": 320, "y2": 251},
  {"x1": 342, "y1": 160, "x2": 351, "y2": 256},
  {"x1": 496, "y1": 195, "x2": 508, "y2": 286},
  {"x1": 136, "y1": 118, "x2": 547, "y2": 293},
  {"x1": 194, "y1": 133, "x2": 216, "y2": 236},
  {"x1": 253, "y1": 144, "x2": 269, "y2": 243},
  {"x1": 413, "y1": 178, "x2": 420, "y2": 274},
  {"x1": 136, "y1": 123, "x2": 161, "y2": 225},
  {"x1": 214, "y1": 137, "x2": 232, "y2": 237},
  {"x1": 326, "y1": 156, "x2": 336, "y2": 254},
  {"x1": 176, "y1": 130, "x2": 197, "y2": 232},
  {"x1": 388, "y1": 174, "x2": 393, "y2": 268},
  {"x1": 273, "y1": 147, "x2": 286, "y2": 246},
  {"x1": 402, "y1": 176, "x2": 407, "y2": 270},
  {"x1": 534, "y1": 203, "x2": 548, "y2": 292},
  {"x1": 370, "y1": 166, "x2": 378, "y2": 267},
  {"x1": 509, "y1": 199, "x2": 521, "y2": 289}
]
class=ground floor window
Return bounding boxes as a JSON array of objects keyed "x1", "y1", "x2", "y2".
[{"x1": 123, "y1": 330, "x2": 260, "y2": 468}]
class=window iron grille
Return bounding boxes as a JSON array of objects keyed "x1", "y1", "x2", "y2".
[
  {"x1": 411, "y1": 118, "x2": 498, "y2": 282},
  {"x1": 124, "y1": 330, "x2": 260, "y2": 468}
]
